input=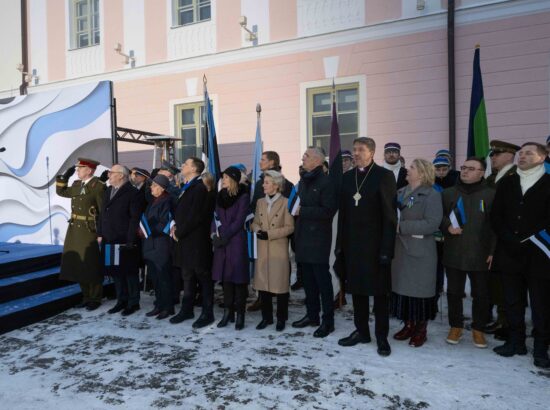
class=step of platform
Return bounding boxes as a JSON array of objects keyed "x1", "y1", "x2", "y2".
[{"x1": 0, "y1": 266, "x2": 67, "y2": 304}]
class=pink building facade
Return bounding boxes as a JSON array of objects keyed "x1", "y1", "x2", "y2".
[{"x1": 9, "y1": 0, "x2": 550, "y2": 181}]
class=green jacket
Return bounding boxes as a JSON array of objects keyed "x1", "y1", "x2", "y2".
[
  {"x1": 441, "y1": 180, "x2": 496, "y2": 272},
  {"x1": 56, "y1": 176, "x2": 105, "y2": 283}
]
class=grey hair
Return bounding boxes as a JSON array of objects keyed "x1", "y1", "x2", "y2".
[
  {"x1": 113, "y1": 164, "x2": 130, "y2": 179},
  {"x1": 307, "y1": 146, "x2": 327, "y2": 161},
  {"x1": 264, "y1": 170, "x2": 285, "y2": 192}
]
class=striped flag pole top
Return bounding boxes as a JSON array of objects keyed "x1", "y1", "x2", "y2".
[
  {"x1": 467, "y1": 46, "x2": 490, "y2": 159},
  {"x1": 250, "y1": 103, "x2": 263, "y2": 201}
]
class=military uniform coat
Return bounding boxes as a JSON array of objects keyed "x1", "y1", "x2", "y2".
[
  {"x1": 336, "y1": 164, "x2": 397, "y2": 296},
  {"x1": 56, "y1": 176, "x2": 105, "y2": 283},
  {"x1": 251, "y1": 195, "x2": 295, "y2": 294},
  {"x1": 392, "y1": 185, "x2": 443, "y2": 298}
]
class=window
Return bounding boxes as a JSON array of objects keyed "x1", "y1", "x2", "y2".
[
  {"x1": 175, "y1": 102, "x2": 205, "y2": 163},
  {"x1": 307, "y1": 83, "x2": 359, "y2": 154},
  {"x1": 173, "y1": 0, "x2": 211, "y2": 27},
  {"x1": 71, "y1": 0, "x2": 100, "y2": 48}
]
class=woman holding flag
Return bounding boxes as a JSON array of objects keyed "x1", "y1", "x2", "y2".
[
  {"x1": 211, "y1": 166, "x2": 250, "y2": 330},
  {"x1": 141, "y1": 174, "x2": 176, "y2": 320}
]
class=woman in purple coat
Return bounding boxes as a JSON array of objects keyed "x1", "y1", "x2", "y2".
[{"x1": 211, "y1": 166, "x2": 250, "y2": 330}]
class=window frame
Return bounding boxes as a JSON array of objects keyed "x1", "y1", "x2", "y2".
[
  {"x1": 172, "y1": 0, "x2": 211, "y2": 28},
  {"x1": 70, "y1": 0, "x2": 100, "y2": 49},
  {"x1": 306, "y1": 82, "x2": 360, "y2": 154},
  {"x1": 174, "y1": 101, "x2": 205, "y2": 163}
]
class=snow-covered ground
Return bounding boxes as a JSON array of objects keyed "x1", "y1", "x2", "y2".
[{"x1": 0, "y1": 288, "x2": 548, "y2": 410}]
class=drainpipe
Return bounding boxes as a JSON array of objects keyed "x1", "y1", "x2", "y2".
[
  {"x1": 19, "y1": 0, "x2": 28, "y2": 95},
  {"x1": 447, "y1": 0, "x2": 456, "y2": 164}
]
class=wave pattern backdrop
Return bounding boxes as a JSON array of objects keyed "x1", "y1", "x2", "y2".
[{"x1": 0, "y1": 81, "x2": 114, "y2": 244}]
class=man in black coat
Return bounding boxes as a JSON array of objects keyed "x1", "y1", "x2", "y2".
[
  {"x1": 97, "y1": 164, "x2": 143, "y2": 316},
  {"x1": 491, "y1": 142, "x2": 550, "y2": 369},
  {"x1": 382, "y1": 142, "x2": 407, "y2": 189},
  {"x1": 336, "y1": 137, "x2": 397, "y2": 356},
  {"x1": 169, "y1": 157, "x2": 215, "y2": 328},
  {"x1": 291, "y1": 147, "x2": 337, "y2": 338}
]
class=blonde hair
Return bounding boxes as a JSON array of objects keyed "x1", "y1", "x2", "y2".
[
  {"x1": 226, "y1": 176, "x2": 239, "y2": 196},
  {"x1": 201, "y1": 172, "x2": 215, "y2": 192},
  {"x1": 412, "y1": 158, "x2": 435, "y2": 186},
  {"x1": 263, "y1": 170, "x2": 284, "y2": 192}
]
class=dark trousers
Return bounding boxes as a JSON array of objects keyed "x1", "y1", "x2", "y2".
[
  {"x1": 435, "y1": 242, "x2": 445, "y2": 296},
  {"x1": 171, "y1": 266, "x2": 182, "y2": 304},
  {"x1": 489, "y1": 270, "x2": 507, "y2": 324},
  {"x1": 80, "y1": 281, "x2": 103, "y2": 303},
  {"x1": 502, "y1": 269, "x2": 550, "y2": 344},
  {"x1": 302, "y1": 263, "x2": 334, "y2": 325},
  {"x1": 181, "y1": 268, "x2": 213, "y2": 316},
  {"x1": 446, "y1": 268, "x2": 490, "y2": 331},
  {"x1": 352, "y1": 294, "x2": 389, "y2": 339},
  {"x1": 147, "y1": 260, "x2": 173, "y2": 312},
  {"x1": 114, "y1": 274, "x2": 140, "y2": 307},
  {"x1": 223, "y1": 282, "x2": 247, "y2": 314},
  {"x1": 259, "y1": 291, "x2": 289, "y2": 322}
]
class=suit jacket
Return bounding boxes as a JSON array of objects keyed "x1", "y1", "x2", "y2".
[
  {"x1": 491, "y1": 172, "x2": 550, "y2": 273},
  {"x1": 174, "y1": 177, "x2": 213, "y2": 272},
  {"x1": 396, "y1": 167, "x2": 408, "y2": 190}
]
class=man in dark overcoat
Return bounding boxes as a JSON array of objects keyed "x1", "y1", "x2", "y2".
[
  {"x1": 491, "y1": 142, "x2": 550, "y2": 369},
  {"x1": 335, "y1": 137, "x2": 397, "y2": 356},
  {"x1": 291, "y1": 147, "x2": 337, "y2": 338},
  {"x1": 97, "y1": 164, "x2": 143, "y2": 316},
  {"x1": 170, "y1": 157, "x2": 215, "y2": 328},
  {"x1": 57, "y1": 158, "x2": 105, "y2": 310}
]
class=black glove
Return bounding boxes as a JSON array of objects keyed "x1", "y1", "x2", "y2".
[
  {"x1": 212, "y1": 235, "x2": 228, "y2": 248},
  {"x1": 62, "y1": 166, "x2": 76, "y2": 180},
  {"x1": 256, "y1": 230, "x2": 268, "y2": 240},
  {"x1": 99, "y1": 169, "x2": 109, "y2": 182},
  {"x1": 379, "y1": 255, "x2": 391, "y2": 265}
]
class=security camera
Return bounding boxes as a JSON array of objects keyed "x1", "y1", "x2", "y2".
[{"x1": 239, "y1": 16, "x2": 247, "y2": 27}]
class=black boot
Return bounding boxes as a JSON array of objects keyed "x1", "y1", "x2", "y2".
[
  {"x1": 256, "y1": 319, "x2": 273, "y2": 330},
  {"x1": 193, "y1": 311, "x2": 215, "y2": 329},
  {"x1": 169, "y1": 309, "x2": 194, "y2": 324},
  {"x1": 291, "y1": 315, "x2": 320, "y2": 328},
  {"x1": 276, "y1": 320, "x2": 286, "y2": 332},
  {"x1": 377, "y1": 337, "x2": 392, "y2": 357},
  {"x1": 108, "y1": 302, "x2": 127, "y2": 314},
  {"x1": 338, "y1": 330, "x2": 371, "y2": 346},
  {"x1": 493, "y1": 340, "x2": 527, "y2": 357},
  {"x1": 313, "y1": 322, "x2": 334, "y2": 338},
  {"x1": 146, "y1": 307, "x2": 161, "y2": 317},
  {"x1": 217, "y1": 309, "x2": 234, "y2": 328},
  {"x1": 235, "y1": 312, "x2": 245, "y2": 330},
  {"x1": 533, "y1": 339, "x2": 550, "y2": 369}
]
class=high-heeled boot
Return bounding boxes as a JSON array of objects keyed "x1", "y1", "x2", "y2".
[
  {"x1": 409, "y1": 321, "x2": 428, "y2": 347},
  {"x1": 235, "y1": 311, "x2": 245, "y2": 330},
  {"x1": 393, "y1": 321, "x2": 415, "y2": 341},
  {"x1": 217, "y1": 309, "x2": 234, "y2": 328}
]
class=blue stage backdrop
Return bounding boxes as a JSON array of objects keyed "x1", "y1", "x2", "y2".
[{"x1": 0, "y1": 81, "x2": 114, "y2": 245}]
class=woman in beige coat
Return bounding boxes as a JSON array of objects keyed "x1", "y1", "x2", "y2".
[{"x1": 251, "y1": 170, "x2": 295, "y2": 331}]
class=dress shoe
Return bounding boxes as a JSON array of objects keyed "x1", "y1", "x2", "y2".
[
  {"x1": 256, "y1": 319, "x2": 274, "y2": 330},
  {"x1": 247, "y1": 298, "x2": 262, "y2": 312},
  {"x1": 156, "y1": 310, "x2": 171, "y2": 320},
  {"x1": 409, "y1": 321, "x2": 428, "y2": 348},
  {"x1": 192, "y1": 313, "x2": 215, "y2": 329},
  {"x1": 393, "y1": 321, "x2": 415, "y2": 341},
  {"x1": 338, "y1": 330, "x2": 371, "y2": 347},
  {"x1": 291, "y1": 315, "x2": 320, "y2": 328},
  {"x1": 313, "y1": 322, "x2": 334, "y2": 338},
  {"x1": 75, "y1": 301, "x2": 88, "y2": 308},
  {"x1": 235, "y1": 312, "x2": 245, "y2": 330},
  {"x1": 290, "y1": 280, "x2": 303, "y2": 291},
  {"x1": 108, "y1": 303, "x2": 127, "y2": 314},
  {"x1": 377, "y1": 337, "x2": 392, "y2": 357},
  {"x1": 493, "y1": 341, "x2": 528, "y2": 357},
  {"x1": 121, "y1": 305, "x2": 140, "y2": 316},
  {"x1": 146, "y1": 308, "x2": 161, "y2": 317},
  {"x1": 217, "y1": 309, "x2": 234, "y2": 328},
  {"x1": 85, "y1": 301, "x2": 101, "y2": 311},
  {"x1": 169, "y1": 310, "x2": 194, "y2": 324},
  {"x1": 533, "y1": 339, "x2": 550, "y2": 369},
  {"x1": 276, "y1": 320, "x2": 286, "y2": 332}
]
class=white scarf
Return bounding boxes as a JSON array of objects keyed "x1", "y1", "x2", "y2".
[
  {"x1": 495, "y1": 163, "x2": 515, "y2": 183},
  {"x1": 264, "y1": 193, "x2": 281, "y2": 214},
  {"x1": 516, "y1": 164, "x2": 545, "y2": 195},
  {"x1": 383, "y1": 161, "x2": 401, "y2": 182}
]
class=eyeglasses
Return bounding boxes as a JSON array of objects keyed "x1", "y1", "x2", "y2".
[{"x1": 460, "y1": 166, "x2": 483, "y2": 172}]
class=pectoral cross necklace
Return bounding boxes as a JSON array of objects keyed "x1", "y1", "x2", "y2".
[{"x1": 354, "y1": 164, "x2": 374, "y2": 206}]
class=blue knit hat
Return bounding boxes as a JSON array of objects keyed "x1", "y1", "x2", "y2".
[
  {"x1": 435, "y1": 149, "x2": 451, "y2": 159},
  {"x1": 433, "y1": 156, "x2": 450, "y2": 167}
]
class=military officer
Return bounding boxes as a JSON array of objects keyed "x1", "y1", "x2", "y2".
[
  {"x1": 485, "y1": 140, "x2": 520, "y2": 339},
  {"x1": 56, "y1": 158, "x2": 106, "y2": 310}
]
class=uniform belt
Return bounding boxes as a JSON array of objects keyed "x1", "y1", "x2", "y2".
[{"x1": 71, "y1": 214, "x2": 95, "y2": 221}]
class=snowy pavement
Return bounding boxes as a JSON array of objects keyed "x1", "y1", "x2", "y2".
[{"x1": 0, "y1": 290, "x2": 548, "y2": 410}]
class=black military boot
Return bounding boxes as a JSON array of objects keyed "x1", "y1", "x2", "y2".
[
  {"x1": 533, "y1": 339, "x2": 550, "y2": 369},
  {"x1": 217, "y1": 309, "x2": 234, "y2": 328},
  {"x1": 493, "y1": 339, "x2": 528, "y2": 357},
  {"x1": 192, "y1": 310, "x2": 215, "y2": 329},
  {"x1": 169, "y1": 309, "x2": 194, "y2": 324},
  {"x1": 235, "y1": 311, "x2": 245, "y2": 330}
]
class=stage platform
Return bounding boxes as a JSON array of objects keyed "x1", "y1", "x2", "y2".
[{"x1": 0, "y1": 242, "x2": 111, "y2": 334}]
